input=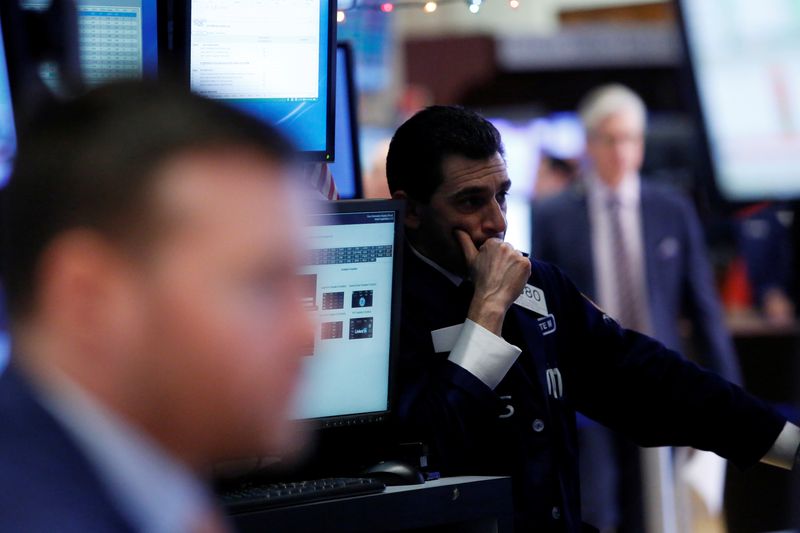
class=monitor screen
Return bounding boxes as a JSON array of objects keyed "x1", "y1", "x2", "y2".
[
  {"x1": 188, "y1": 0, "x2": 336, "y2": 160},
  {"x1": 0, "y1": 12, "x2": 16, "y2": 189},
  {"x1": 329, "y1": 44, "x2": 361, "y2": 199},
  {"x1": 22, "y1": 0, "x2": 158, "y2": 87},
  {"x1": 679, "y1": 0, "x2": 800, "y2": 201},
  {"x1": 293, "y1": 201, "x2": 403, "y2": 424}
]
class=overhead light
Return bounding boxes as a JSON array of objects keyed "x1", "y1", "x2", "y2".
[
  {"x1": 380, "y1": 2, "x2": 394, "y2": 12},
  {"x1": 424, "y1": 1, "x2": 437, "y2": 13},
  {"x1": 337, "y1": 10, "x2": 346, "y2": 22},
  {"x1": 509, "y1": 0, "x2": 520, "y2": 8},
  {"x1": 468, "y1": 3, "x2": 480, "y2": 13}
]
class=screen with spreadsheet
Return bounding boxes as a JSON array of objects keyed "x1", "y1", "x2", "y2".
[
  {"x1": 293, "y1": 203, "x2": 401, "y2": 422},
  {"x1": 0, "y1": 13, "x2": 16, "y2": 189},
  {"x1": 22, "y1": 0, "x2": 158, "y2": 86},
  {"x1": 189, "y1": 0, "x2": 335, "y2": 159}
]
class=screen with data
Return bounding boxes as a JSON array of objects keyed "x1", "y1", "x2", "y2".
[
  {"x1": 189, "y1": 0, "x2": 334, "y2": 158},
  {"x1": 680, "y1": 0, "x2": 800, "y2": 200},
  {"x1": 22, "y1": 0, "x2": 158, "y2": 86},
  {"x1": 0, "y1": 13, "x2": 16, "y2": 188},
  {"x1": 294, "y1": 209, "x2": 396, "y2": 420}
]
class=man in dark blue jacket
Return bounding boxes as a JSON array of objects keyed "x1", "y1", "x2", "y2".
[
  {"x1": 533, "y1": 84, "x2": 741, "y2": 531},
  {"x1": 386, "y1": 105, "x2": 799, "y2": 533}
]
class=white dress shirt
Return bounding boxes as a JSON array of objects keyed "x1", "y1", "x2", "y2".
[
  {"x1": 31, "y1": 370, "x2": 219, "y2": 533},
  {"x1": 585, "y1": 172, "x2": 653, "y2": 333},
  {"x1": 410, "y1": 242, "x2": 800, "y2": 469}
]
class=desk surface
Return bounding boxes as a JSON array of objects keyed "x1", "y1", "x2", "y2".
[{"x1": 232, "y1": 475, "x2": 514, "y2": 533}]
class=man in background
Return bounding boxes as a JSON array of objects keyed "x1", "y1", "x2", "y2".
[
  {"x1": 533, "y1": 84, "x2": 741, "y2": 532},
  {"x1": 0, "y1": 82, "x2": 313, "y2": 532}
]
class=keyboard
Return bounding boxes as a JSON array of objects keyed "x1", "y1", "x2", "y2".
[{"x1": 219, "y1": 477, "x2": 386, "y2": 513}]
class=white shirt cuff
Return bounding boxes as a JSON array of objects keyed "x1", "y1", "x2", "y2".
[
  {"x1": 447, "y1": 319, "x2": 522, "y2": 390},
  {"x1": 761, "y1": 422, "x2": 800, "y2": 470}
]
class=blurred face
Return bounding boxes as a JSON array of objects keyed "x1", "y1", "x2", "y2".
[
  {"x1": 586, "y1": 110, "x2": 645, "y2": 188},
  {"x1": 122, "y1": 150, "x2": 313, "y2": 465},
  {"x1": 404, "y1": 153, "x2": 510, "y2": 275}
]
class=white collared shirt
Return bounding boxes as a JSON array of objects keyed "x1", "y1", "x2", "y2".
[
  {"x1": 32, "y1": 371, "x2": 218, "y2": 533},
  {"x1": 585, "y1": 172, "x2": 653, "y2": 333}
]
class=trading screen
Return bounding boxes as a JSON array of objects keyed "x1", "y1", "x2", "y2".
[
  {"x1": 681, "y1": 0, "x2": 800, "y2": 200},
  {"x1": 189, "y1": 0, "x2": 332, "y2": 154},
  {"x1": 22, "y1": 0, "x2": 158, "y2": 86},
  {"x1": 294, "y1": 210, "x2": 395, "y2": 420}
]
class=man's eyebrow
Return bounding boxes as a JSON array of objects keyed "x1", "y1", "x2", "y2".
[
  {"x1": 451, "y1": 186, "x2": 491, "y2": 198},
  {"x1": 450, "y1": 180, "x2": 513, "y2": 198}
]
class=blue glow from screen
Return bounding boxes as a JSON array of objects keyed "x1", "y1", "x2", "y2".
[
  {"x1": 141, "y1": 0, "x2": 158, "y2": 75},
  {"x1": 0, "y1": 15, "x2": 16, "y2": 188},
  {"x1": 329, "y1": 47, "x2": 358, "y2": 199}
]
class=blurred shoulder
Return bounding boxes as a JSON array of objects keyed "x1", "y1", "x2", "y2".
[
  {"x1": 640, "y1": 179, "x2": 696, "y2": 214},
  {"x1": 534, "y1": 185, "x2": 585, "y2": 211},
  {"x1": 532, "y1": 185, "x2": 587, "y2": 227}
]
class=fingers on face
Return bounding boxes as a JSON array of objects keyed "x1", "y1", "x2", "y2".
[{"x1": 455, "y1": 229, "x2": 479, "y2": 264}]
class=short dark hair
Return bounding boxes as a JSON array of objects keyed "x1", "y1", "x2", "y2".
[
  {"x1": 1, "y1": 80, "x2": 295, "y2": 319},
  {"x1": 386, "y1": 105, "x2": 504, "y2": 203}
]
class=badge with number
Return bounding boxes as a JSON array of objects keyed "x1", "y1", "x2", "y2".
[{"x1": 514, "y1": 284, "x2": 548, "y2": 316}]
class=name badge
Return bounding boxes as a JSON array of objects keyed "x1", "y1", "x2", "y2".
[
  {"x1": 537, "y1": 314, "x2": 557, "y2": 336},
  {"x1": 514, "y1": 284, "x2": 548, "y2": 316}
]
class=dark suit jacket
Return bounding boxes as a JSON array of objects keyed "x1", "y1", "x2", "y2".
[
  {"x1": 396, "y1": 243, "x2": 784, "y2": 532},
  {"x1": 0, "y1": 366, "x2": 135, "y2": 532},
  {"x1": 532, "y1": 181, "x2": 741, "y2": 384}
]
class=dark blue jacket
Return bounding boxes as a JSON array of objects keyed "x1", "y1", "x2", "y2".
[
  {"x1": 396, "y1": 243, "x2": 785, "y2": 532},
  {"x1": 532, "y1": 181, "x2": 741, "y2": 384},
  {"x1": 0, "y1": 367, "x2": 135, "y2": 532},
  {"x1": 736, "y1": 203, "x2": 795, "y2": 307}
]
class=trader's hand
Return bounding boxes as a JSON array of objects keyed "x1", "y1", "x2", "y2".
[{"x1": 456, "y1": 230, "x2": 531, "y2": 336}]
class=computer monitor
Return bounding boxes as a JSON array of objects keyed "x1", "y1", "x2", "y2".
[
  {"x1": 21, "y1": 0, "x2": 158, "y2": 87},
  {"x1": 294, "y1": 199, "x2": 403, "y2": 428},
  {"x1": 677, "y1": 0, "x2": 800, "y2": 201},
  {"x1": 329, "y1": 43, "x2": 362, "y2": 199},
  {"x1": 0, "y1": 11, "x2": 17, "y2": 189},
  {"x1": 186, "y1": 0, "x2": 336, "y2": 161}
]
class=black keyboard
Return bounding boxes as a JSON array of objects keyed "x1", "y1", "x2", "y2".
[{"x1": 219, "y1": 477, "x2": 386, "y2": 513}]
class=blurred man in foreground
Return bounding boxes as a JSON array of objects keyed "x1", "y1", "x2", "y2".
[{"x1": 0, "y1": 82, "x2": 313, "y2": 532}]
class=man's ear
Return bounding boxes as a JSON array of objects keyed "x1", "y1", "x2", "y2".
[
  {"x1": 391, "y1": 190, "x2": 421, "y2": 230},
  {"x1": 35, "y1": 231, "x2": 119, "y2": 346}
]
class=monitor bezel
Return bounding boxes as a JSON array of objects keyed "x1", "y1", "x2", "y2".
[
  {"x1": 302, "y1": 198, "x2": 404, "y2": 430},
  {"x1": 332, "y1": 42, "x2": 363, "y2": 199},
  {"x1": 178, "y1": 0, "x2": 337, "y2": 162}
]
